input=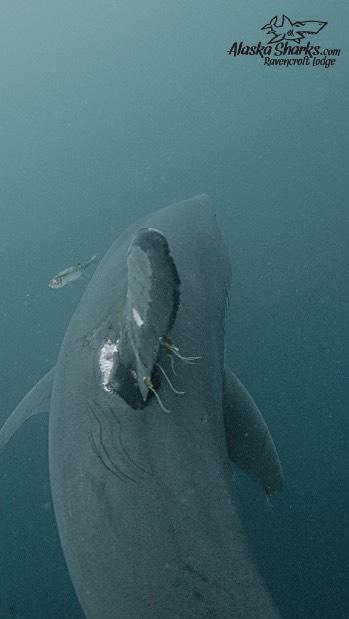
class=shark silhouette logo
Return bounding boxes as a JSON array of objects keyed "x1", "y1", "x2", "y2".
[{"x1": 262, "y1": 15, "x2": 327, "y2": 44}]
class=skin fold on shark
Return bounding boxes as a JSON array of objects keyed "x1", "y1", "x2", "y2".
[{"x1": 0, "y1": 195, "x2": 284, "y2": 618}]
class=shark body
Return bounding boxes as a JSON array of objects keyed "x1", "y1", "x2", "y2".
[{"x1": 0, "y1": 195, "x2": 283, "y2": 618}]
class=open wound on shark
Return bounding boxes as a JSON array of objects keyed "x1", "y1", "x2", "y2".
[{"x1": 0, "y1": 195, "x2": 284, "y2": 619}]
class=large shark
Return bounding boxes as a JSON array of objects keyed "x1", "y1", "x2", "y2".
[{"x1": 0, "y1": 195, "x2": 283, "y2": 618}]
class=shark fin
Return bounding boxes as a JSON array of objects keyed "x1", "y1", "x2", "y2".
[
  {"x1": 0, "y1": 367, "x2": 54, "y2": 452},
  {"x1": 223, "y1": 367, "x2": 283, "y2": 494},
  {"x1": 261, "y1": 16, "x2": 277, "y2": 30},
  {"x1": 112, "y1": 228, "x2": 180, "y2": 408},
  {"x1": 281, "y1": 14, "x2": 293, "y2": 28},
  {"x1": 269, "y1": 34, "x2": 285, "y2": 43}
]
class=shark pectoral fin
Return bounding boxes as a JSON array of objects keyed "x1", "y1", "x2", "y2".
[
  {"x1": 0, "y1": 367, "x2": 54, "y2": 452},
  {"x1": 112, "y1": 228, "x2": 180, "y2": 407},
  {"x1": 223, "y1": 367, "x2": 283, "y2": 494},
  {"x1": 269, "y1": 34, "x2": 285, "y2": 43}
]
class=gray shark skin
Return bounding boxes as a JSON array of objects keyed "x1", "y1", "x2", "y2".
[{"x1": 0, "y1": 195, "x2": 283, "y2": 618}]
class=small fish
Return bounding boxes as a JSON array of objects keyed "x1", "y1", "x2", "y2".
[{"x1": 49, "y1": 255, "x2": 97, "y2": 289}]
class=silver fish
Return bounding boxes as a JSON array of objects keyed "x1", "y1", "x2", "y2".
[{"x1": 49, "y1": 255, "x2": 97, "y2": 289}]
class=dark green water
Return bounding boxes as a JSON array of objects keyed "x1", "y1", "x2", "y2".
[{"x1": 0, "y1": 2, "x2": 347, "y2": 617}]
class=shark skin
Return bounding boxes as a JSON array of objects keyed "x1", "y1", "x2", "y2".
[{"x1": 0, "y1": 195, "x2": 283, "y2": 618}]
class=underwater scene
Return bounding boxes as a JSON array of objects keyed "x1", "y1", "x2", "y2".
[{"x1": 0, "y1": 1, "x2": 347, "y2": 618}]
